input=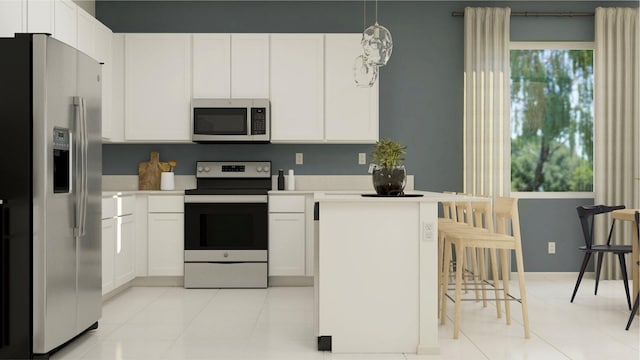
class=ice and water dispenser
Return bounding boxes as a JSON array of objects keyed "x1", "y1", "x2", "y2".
[{"x1": 53, "y1": 127, "x2": 70, "y2": 193}]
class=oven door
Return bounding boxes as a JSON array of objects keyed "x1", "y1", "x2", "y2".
[{"x1": 184, "y1": 195, "x2": 268, "y2": 251}]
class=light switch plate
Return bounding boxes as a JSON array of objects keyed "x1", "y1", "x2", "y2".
[
  {"x1": 295, "y1": 153, "x2": 303, "y2": 165},
  {"x1": 422, "y1": 222, "x2": 434, "y2": 242},
  {"x1": 548, "y1": 242, "x2": 556, "y2": 254},
  {"x1": 358, "y1": 153, "x2": 367, "y2": 165}
]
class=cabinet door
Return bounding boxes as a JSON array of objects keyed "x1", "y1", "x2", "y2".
[
  {"x1": 76, "y1": 5, "x2": 94, "y2": 58},
  {"x1": 193, "y1": 34, "x2": 231, "y2": 98},
  {"x1": 108, "y1": 33, "x2": 125, "y2": 141},
  {"x1": 102, "y1": 218, "x2": 116, "y2": 295},
  {"x1": 53, "y1": 0, "x2": 77, "y2": 48},
  {"x1": 0, "y1": 0, "x2": 26, "y2": 38},
  {"x1": 231, "y1": 34, "x2": 269, "y2": 99},
  {"x1": 27, "y1": 0, "x2": 54, "y2": 35},
  {"x1": 94, "y1": 22, "x2": 114, "y2": 140},
  {"x1": 115, "y1": 214, "x2": 136, "y2": 287},
  {"x1": 148, "y1": 213, "x2": 184, "y2": 276},
  {"x1": 269, "y1": 213, "x2": 305, "y2": 276},
  {"x1": 270, "y1": 34, "x2": 324, "y2": 142},
  {"x1": 325, "y1": 34, "x2": 379, "y2": 143},
  {"x1": 125, "y1": 34, "x2": 191, "y2": 141}
]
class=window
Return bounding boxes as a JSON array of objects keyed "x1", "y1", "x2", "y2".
[{"x1": 510, "y1": 42, "x2": 594, "y2": 196}]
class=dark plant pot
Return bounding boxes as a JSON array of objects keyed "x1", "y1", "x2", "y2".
[{"x1": 372, "y1": 165, "x2": 407, "y2": 196}]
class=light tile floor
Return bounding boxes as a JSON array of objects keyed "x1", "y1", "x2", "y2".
[{"x1": 51, "y1": 275, "x2": 639, "y2": 360}]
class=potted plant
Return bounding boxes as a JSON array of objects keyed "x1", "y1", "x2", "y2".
[{"x1": 371, "y1": 139, "x2": 407, "y2": 196}]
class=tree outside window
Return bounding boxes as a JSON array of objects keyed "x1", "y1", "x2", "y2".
[{"x1": 510, "y1": 44, "x2": 594, "y2": 192}]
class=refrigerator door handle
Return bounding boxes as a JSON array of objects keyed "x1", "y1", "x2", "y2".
[{"x1": 73, "y1": 96, "x2": 88, "y2": 237}]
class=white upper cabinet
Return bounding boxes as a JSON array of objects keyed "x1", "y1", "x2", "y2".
[
  {"x1": 124, "y1": 34, "x2": 192, "y2": 141},
  {"x1": 0, "y1": 0, "x2": 26, "y2": 38},
  {"x1": 106, "y1": 33, "x2": 125, "y2": 141},
  {"x1": 325, "y1": 34, "x2": 379, "y2": 143},
  {"x1": 75, "y1": 5, "x2": 95, "y2": 58},
  {"x1": 270, "y1": 34, "x2": 324, "y2": 142},
  {"x1": 231, "y1": 34, "x2": 269, "y2": 99},
  {"x1": 94, "y1": 23, "x2": 116, "y2": 140},
  {"x1": 27, "y1": 0, "x2": 54, "y2": 34},
  {"x1": 192, "y1": 34, "x2": 231, "y2": 99},
  {"x1": 53, "y1": 0, "x2": 77, "y2": 48}
]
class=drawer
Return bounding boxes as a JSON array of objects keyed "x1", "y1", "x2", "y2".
[
  {"x1": 269, "y1": 195, "x2": 305, "y2": 213},
  {"x1": 102, "y1": 197, "x2": 116, "y2": 219},
  {"x1": 184, "y1": 262, "x2": 267, "y2": 288},
  {"x1": 117, "y1": 195, "x2": 136, "y2": 216},
  {"x1": 148, "y1": 195, "x2": 184, "y2": 213}
]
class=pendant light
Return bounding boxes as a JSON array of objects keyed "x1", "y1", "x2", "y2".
[
  {"x1": 353, "y1": 54, "x2": 379, "y2": 88},
  {"x1": 362, "y1": 0, "x2": 393, "y2": 66},
  {"x1": 353, "y1": 0, "x2": 378, "y2": 87}
]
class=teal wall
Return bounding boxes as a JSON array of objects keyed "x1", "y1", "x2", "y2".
[{"x1": 97, "y1": 1, "x2": 635, "y2": 272}]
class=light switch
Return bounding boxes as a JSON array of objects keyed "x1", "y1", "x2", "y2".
[
  {"x1": 295, "y1": 153, "x2": 303, "y2": 165},
  {"x1": 358, "y1": 153, "x2": 367, "y2": 165}
]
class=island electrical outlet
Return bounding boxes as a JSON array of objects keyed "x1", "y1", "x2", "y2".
[
  {"x1": 358, "y1": 153, "x2": 367, "y2": 165},
  {"x1": 548, "y1": 242, "x2": 556, "y2": 255},
  {"x1": 295, "y1": 153, "x2": 303, "y2": 165}
]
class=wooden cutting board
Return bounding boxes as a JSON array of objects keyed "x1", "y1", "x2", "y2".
[{"x1": 138, "y1": 152, "x2": 162, "y2": 190}]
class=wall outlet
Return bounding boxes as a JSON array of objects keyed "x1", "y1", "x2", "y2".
[
  {"x1": 358, "y1": 153, "x2": 367, "y2": 165},
  {"x1": 548, "y1": 242, "x2": 556, "y2": 255},
  {"x1": 295, "y1": 153, "x2": 303, "y2": 165}
]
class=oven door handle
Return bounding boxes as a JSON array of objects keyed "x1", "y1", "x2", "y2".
[{"x1": 184, "y1": 195, "x2": 268, "y2": 204}]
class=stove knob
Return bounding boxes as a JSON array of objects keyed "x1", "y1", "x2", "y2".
[
  {"x1": 204, "y1": 167, "x2": 210, "y2": 172},
  {"x1": 256, "y1": 166, "x2": 262, "y2": 172},
  {"x1": 197, "y1": 166, "x2": 203, "y2": 173},
  {"x1": 262, "y1": 166, "x2": 270, "y2": 173}
]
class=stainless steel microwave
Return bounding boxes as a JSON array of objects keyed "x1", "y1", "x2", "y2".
[{"x1": 191, "y1": 99, "x2": 270, "y2": 143}]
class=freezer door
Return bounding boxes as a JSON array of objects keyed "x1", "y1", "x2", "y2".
[{"x1": 75, "y1": 49, "x2": 102, "y2": 333}]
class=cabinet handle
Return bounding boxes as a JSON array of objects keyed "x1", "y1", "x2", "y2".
[{"x1": 273, "y1": 218, "x2": 300, "y2": 222}]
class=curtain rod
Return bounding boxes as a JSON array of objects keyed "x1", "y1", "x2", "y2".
[{"x1": 451, "y1": 11, "x2": 594, "y2": 17}]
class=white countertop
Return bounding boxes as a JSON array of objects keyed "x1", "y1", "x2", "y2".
[
  {"x1": 102, "y1": 190, "x2": 184, "y2": 197},
  {"x1": 271, "y1": 190, "x2": 489, "y2": 203}
]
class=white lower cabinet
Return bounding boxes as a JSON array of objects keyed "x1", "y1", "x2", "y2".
[
  {"x1": 102, "y1": 195, "x2": 136, "y2": 295},
  {"x1": 114, "y1": 214, "x2": 135, "y2": 287},
  {"x1": 269, "y1": 213, "x2": 306, "y2": 276},
  {"x1": 101, "y1": 217, "x2": 116, "y2": 295},
  {"x1": 268, "y1": 194, "x2": 308, "y2": 277},
  {"x1": 148, "y1": 196, "x2": 184, "y2": 276}
]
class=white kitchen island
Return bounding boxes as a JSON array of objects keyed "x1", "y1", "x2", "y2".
[{"x1": 314, "y1": 191, "x2": 458, "y2": 355}]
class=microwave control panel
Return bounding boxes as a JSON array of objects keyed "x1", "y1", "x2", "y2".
[{"x1": 251, "y1": 108, "x2": 267, "y2": 135}]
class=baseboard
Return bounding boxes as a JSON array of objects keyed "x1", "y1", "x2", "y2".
[
  {"x1": 132, "y1": 276, "x2": 185, "y2": 287},
  {"x1": 269, "y1": 276, "x2": 313, "y2": 286},
  {"x1": 102, "y1": 280, "x2": 135, "y2": 302}
]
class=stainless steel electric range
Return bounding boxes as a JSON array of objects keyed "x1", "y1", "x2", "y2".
[{"x1": 183, "y1": 161, "x2": 271, "y2": 288}]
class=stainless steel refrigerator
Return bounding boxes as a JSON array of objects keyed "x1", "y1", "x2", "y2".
[{"x1": 0, "y1": 34, "x2": 102, "y2": 359}]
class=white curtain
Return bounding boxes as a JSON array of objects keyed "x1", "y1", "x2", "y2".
[
  {"x1": 463, "y1": 7, "x2": 511, "y2": 198},
  {"x1": 594, "y1": 7, "x2": 640, "y2": 279}
]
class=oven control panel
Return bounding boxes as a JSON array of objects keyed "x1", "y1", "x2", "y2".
[{"x1": 195, "y1": 161, "x2": 271, "y2": 178}]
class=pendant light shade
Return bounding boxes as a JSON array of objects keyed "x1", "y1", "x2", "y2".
[
  {"x1": 353, "y1": 55, "x2": 378, "y2": 88},
  {"x1": 362, "y1": 22, "x2": 393, "y2": 66}
]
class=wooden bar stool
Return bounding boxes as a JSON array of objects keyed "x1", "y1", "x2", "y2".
[{"x1": 441, "y1": 197, "x2": 530, "y2": 339}]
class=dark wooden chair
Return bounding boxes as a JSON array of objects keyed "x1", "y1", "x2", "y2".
[
  {"x1": 625, "y1": 210, "x2": 639, "y2": 330},
  {"x1": 571, "y1": 205, "x2": 632, "y2": 310}
]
